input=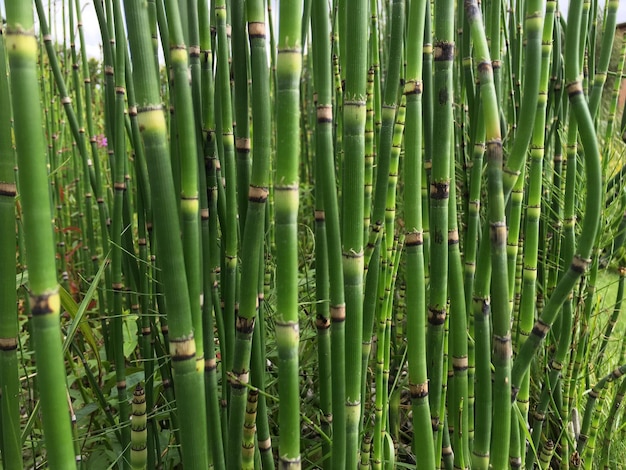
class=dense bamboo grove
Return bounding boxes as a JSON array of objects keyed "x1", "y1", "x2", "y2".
[{"x1": 3, "y1": 0, "x2": 626, "y2": 468}]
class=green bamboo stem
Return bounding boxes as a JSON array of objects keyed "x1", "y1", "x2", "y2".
[
  {"x1": 577, "y1": 364, "x2": 626, "y2": 456},
  {"x1": 465, "y1": 0, "x2": 512, "y2": 465},
  {"x1": 130, "y1": 384, "x2": 148, "y2": 470},
  {"x1": 123, "y1": 1, "x2": 208, "y2": 467},
  {"x1": 427, "y1": 0, "x2": 454, "y2": 454},
  {"x1": 404, "y1": 13, "x2": 435, "y2": 456},
  {"x1": 501, "y1": 0, "x2": 546, "y2": 198},
  {"x1": 111, "y1": 1, "x2": 131, "y2": 464},
  {"x1": 599, "y1": 373, "x2": 626, "y2": 469},
  {"x1": 511, "y1": 0, "x2": 602, "y2": 408},
  {"x1": 251, "y1": 287, "x2": 275, "y2": 470},
  {"x1": 447, "y1": 139, "x2": 469, "y2": 468},
  {"x1": 5, "y1": 1, "x2": 76, "y2": 467},
  {"x1": 341, "y1": 0, "x2": 368, "y2": 464},
  {"x1": 515, "y1": 6, "x2": 556, "y2": 462},
  {"x1": 275, "y1": 1, "x2": 304, "y2": 467},
  {"x1": 311, "y1": 0, "x2": 344, "y2": 466},
  {"x1": 214, "y1": 0, "x2": 238, "y2": 384},
  {"x1": 588, "y1": 0, "x2": 618, "y2": 120},
  {"x1": 196, "y1": 3, "x2": 226, "y2": 465},
  {"x1": 0, "y1": 15, "x2": 22, "y2": 470},
  {"x1": 226, "y1": 0, "x2": 272, "y2": 463},
  {"x1": 241, "y1": 388, "x2": 258, "y2": 469}
]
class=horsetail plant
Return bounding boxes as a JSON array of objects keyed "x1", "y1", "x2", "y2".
[
  {"x1": 0, "y1": 12, "x2": 21, "y2": 470},
  {"x1": 5, "y1": 1, "x2": 76, "y2": 467},
  {"x1": 123, "y1": 1, "x2": 208, "y2": 467}
]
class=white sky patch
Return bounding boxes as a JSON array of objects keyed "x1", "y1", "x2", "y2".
[{"x1": 1, "y1": 1, "x2": 625, "y2": 62}]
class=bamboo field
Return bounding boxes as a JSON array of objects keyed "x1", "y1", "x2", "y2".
[{"x1": 3, "y1": 0, "x2": 626, "y2": 468}]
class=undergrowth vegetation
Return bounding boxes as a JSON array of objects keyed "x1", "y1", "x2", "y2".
[{"x1": 2, "y1": 0, "x2": 626, "y2": 469}]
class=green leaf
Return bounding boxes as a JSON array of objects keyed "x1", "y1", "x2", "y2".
[{"x1": 60, "y1": 257, "x2": 108, "y2": 371}]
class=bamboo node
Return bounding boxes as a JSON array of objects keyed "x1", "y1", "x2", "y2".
[
  {"x1": 236, "y1": 137, "x2": 251, "y2": 152},
  {"x1": 403, "y1": 79, "x2": 422, "y2": 95},
  {"x1": 428, "y1": 307, "x2": 446, "y2": 325},
  {"x1": 566, "y1": 81, "x2": 583, "y2": 96},
  {"x1": 315, "y1": 315, "x2": 330, "y2": 330},
  {"x1": 330, "y1": 305, "x2": 346, "y2": 322},
  {"x1": 571, "y1": 255, "x2": 591, "y2": 274},
  {"x1": 433, "y1": 41, "x2": 455, "y2": 61},
  {"x1": 248, "y1": 22, "x2": 266, "y2": 38},
  {"x1": 316, "y1": 105, "x2": 332, "y2": 123},
  {"x1": 169, "y1": 336, "x2": 196, "y2": 361},
  {"x1": 236, "y1": 315, "x2": 256, "y2": 335},
  {"x1": 448, "y1": 229, "x2": 459, "y2": 245},
  {"x1": 205, "y1": 358, "x2": 217, "y2": 372},
  {"x1": 452, "y1": 356, "x2": 469, "y2": 371},
  {"x1": 0, "y1": 182, "x2": 17, "y2": 197},
  {"x1": 314, "y1": 210, "x2": 325, "y2": 221},
  {"x1": 229, "y1": 370, "x2": 250, "y2": 388},
  {"x1": 410, "y1": 381, "x2": 429, "y2": 399},
  {"x1": 531, "y1": 319, "x2": 550, "y2": 339},
  {"x1": 248, "y1": 185, "x2": 269, "y2": 203},
  {"x1": 0, "y1": 337, "x2": 17, "y2": 351},
  {"x1": 430, "y1": 181, "x2": 450, "y2": 200},
  {"x1": 29, "y1": 289, "x2": 60, "y2": 317},
  {"x1": 61, "y1": 96, "x2": 71, "y2": 105},
  {"x1": 477, "y1": 61, "x2": 493, "y2": 74},
  {"x1": 405, "y1": 231, "x2": 423, "y2": 247},
  {"x1": 493, "y1": 335, "x2": 512, "y2": 358},
  {"x1": 189, "y1": 45, "x2": 200, "y2": 57},
  {"x1": 258, "y1": 437, "x2": 272, "y2": 451}
]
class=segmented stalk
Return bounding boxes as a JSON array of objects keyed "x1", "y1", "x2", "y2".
[
  {"x1": 275, "y1": 1, "x2": 304, "y2": 467},
  {"x1": 130, "y1": 385, "x2": 148, "y2": 470},
  {"x1": 0, "y1": 14, "x2": 22, "y2": 470},
  {"x1": 5, "y1": 1, "x2": 76, "y2": 467},
  {"x1": 123, "y1": 1, "x2": 208, "y2": 467}
]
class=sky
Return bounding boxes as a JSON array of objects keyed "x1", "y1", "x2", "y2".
[{"x1": 1, "y1": 1, "x2": 626, "y2": 61}]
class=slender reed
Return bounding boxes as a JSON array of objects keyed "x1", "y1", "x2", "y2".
[{"x1": 5, "y1": 1, "x2": 76, "y2": 467}]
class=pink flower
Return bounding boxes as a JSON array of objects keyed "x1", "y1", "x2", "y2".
[{"x1": 95, "y1": 134, "x2": 108, "y2": 148}]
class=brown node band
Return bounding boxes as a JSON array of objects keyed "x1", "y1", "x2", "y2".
[
  {"x1": 0, "y1": 338, "x2": 17, "y2": 351},
  {"x1": 531, "y1": 318, "x2": 550, "y2": 339},
  {"x1": 410, "y1": 381, "x2": 429, "y2": 399},
  {"x1": 477, "y1": 61, "x2": 493, "y2": 74},
  {"x1": 236, "y1": 315, "x2": 256, "y2": 334},
  {"x1": 317, "y1": 105, "x2": 332, "y2": 123},
  {"x1": 428, "y1": 307, "x2": 446, "y2": 325},
  {"x1": 405, "y1": 231, "x2": 423, "y2": 247},
  {"x1": 30, "y1": 289, "x2": 59, "y2": 316},
  {"x1": 248, "y1": 22, "x2": 266, "y2": 38},
  {"x1": 315, "y1": 316, "x2": 330, "y2": 330},
  {"x1": 314, "y1": 210, "x2": 325, "y2": 221},
  {"x1": 170, "y1": 336, "x2": 196, "y2": 361},
  {"x1": 448, "y1": 229, "x2": 459, "y2": 245},
  {"x1": 330, "y1": 305, "x2": 346, "y2": 322},
  {"x1": 566, "y1": 81, "x2": 583, "y2": 96},
  {"x1": 205, "y1": 358, "x2": 217, "y2": 371},
  {"x1": 571, "y1": 254, "x2": 590, "y2": 274},
  {"x1": 236, "y1": 137, "x2": 251, "y2": 152},
  {"x1": 430, "y1": 181, "x2": 450, "y2": 200},
  {"x1": 248, "y1": 185, "x2": 269, "y2": 203},
  {"x1": 0, "y1": 182, "x2": 17, "y2": 197},
  {"x1": 404, "y1": 79, "x2": 423, "y2": 95},
  {"x1": 433, "y1": 42, "x2": 455, "y2": 61},
  {"x1": 452, "y1": 356, "x2": 469, "y2": 371}
]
